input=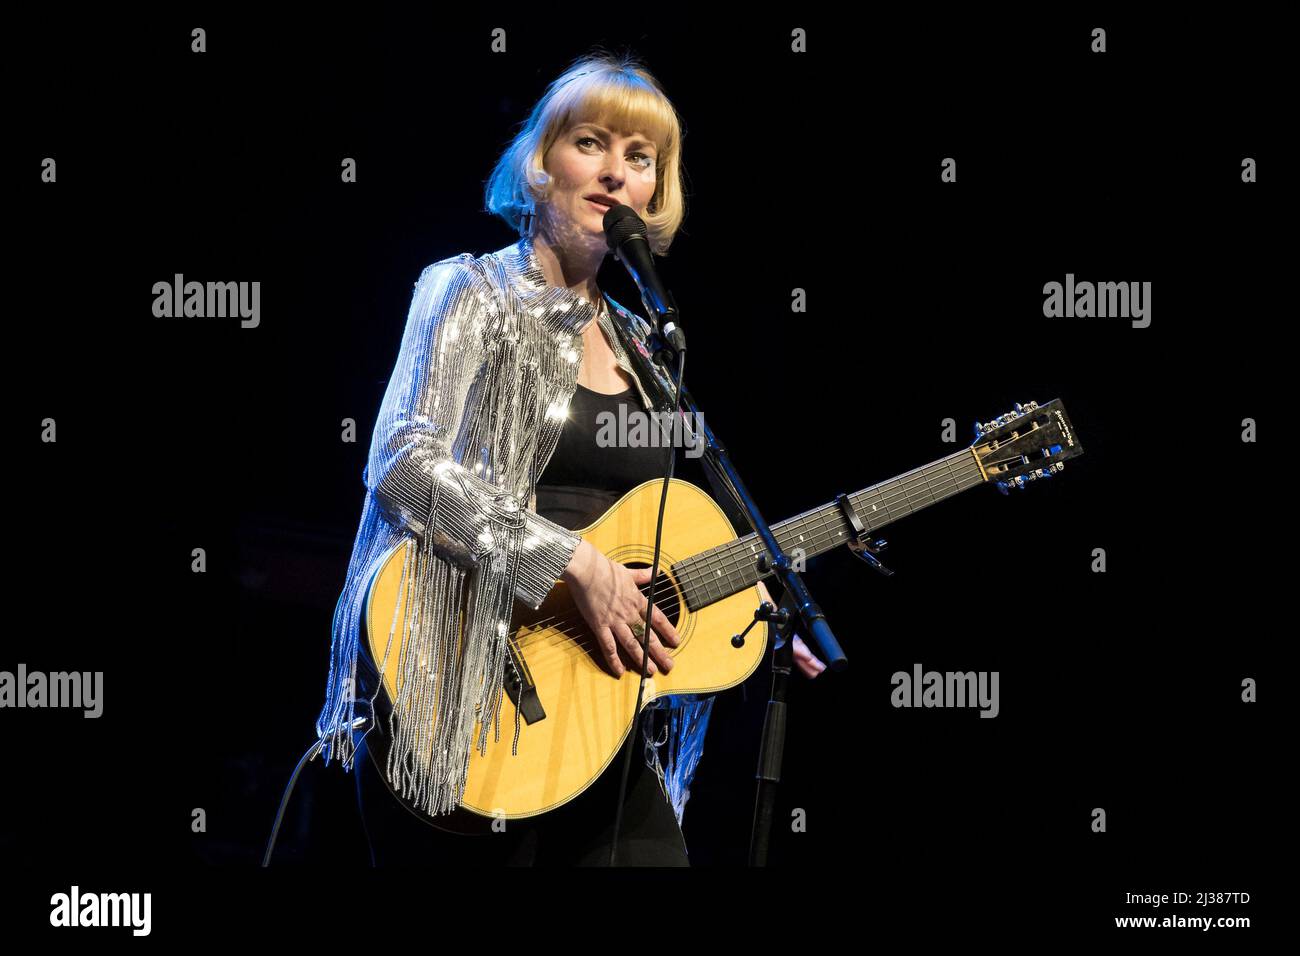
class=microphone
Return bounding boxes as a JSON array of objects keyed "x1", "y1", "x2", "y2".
[{"x1": 602, "y1": 204, "x2": 686, "y2": 353}]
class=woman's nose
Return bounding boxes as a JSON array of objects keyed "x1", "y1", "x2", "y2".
[{"x1": 600, "y1": 158, "x2": 627, "y2": 186}]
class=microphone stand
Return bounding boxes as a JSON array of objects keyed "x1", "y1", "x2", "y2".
[{"x1": 645, "y1": 337, "x2": 848, "y2": 867}]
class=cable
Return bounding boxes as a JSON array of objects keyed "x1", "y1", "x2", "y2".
[
  {"x1": 261, "y1": 735, "x2": 328, "y2": 866},
  {"x1": 609, "y1": 344, "x2": 687, "y2": 866}
]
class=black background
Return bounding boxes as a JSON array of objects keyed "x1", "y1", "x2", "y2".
[{"x1": 8, "y1": 6, "x2": 1280, "y2": 942}]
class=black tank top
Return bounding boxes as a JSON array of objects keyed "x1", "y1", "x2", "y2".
[{"x1": 535, "y1": 382, "x2": 672, "y2": 530}]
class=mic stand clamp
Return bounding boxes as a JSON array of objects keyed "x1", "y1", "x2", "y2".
[{"x1": 731, "y1": 600, "x2": 788, "y2": 649}]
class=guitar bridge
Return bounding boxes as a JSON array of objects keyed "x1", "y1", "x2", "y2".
[{"x1": 503, "y1": 641, "x2": 546, "y2": 725}]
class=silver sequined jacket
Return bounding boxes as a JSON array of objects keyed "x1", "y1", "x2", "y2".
[{"x1": 315, "y1": 236, "x2": 715, "y2": 826}]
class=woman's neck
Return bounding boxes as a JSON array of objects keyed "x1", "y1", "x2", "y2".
[{"x1": 530, "y1": 228, "x2": 603, "y2": 303}]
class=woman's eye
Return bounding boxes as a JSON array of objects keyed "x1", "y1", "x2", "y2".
[{"x1": 577, "y1": 137, "x2": 654, "y2": 168}]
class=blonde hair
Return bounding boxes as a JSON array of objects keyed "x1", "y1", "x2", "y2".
[{"x1": 484, "y1": 50, "x2": 687, "y2": 256}]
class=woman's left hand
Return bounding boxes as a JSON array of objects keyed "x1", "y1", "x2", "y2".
[{"x1": 756, "y1": 581, "x2": 826, "y2": 678}]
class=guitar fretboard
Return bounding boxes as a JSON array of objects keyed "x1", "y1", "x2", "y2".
[{"x1": 671, "y1": 449, "x2": 985, "y2": 610}]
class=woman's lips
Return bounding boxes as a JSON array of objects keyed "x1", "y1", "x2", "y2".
[{"x1": 586, "y1": 198, "x2": 613, "y2": 213}]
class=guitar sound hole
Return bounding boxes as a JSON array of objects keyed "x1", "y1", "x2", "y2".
[{"x1": 623, "y1": 562, "x2": 682, "y2": 630}]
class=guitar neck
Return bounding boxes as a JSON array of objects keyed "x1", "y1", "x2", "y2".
[{"x1": 672, "y1": 448, "x2": 986, "y2": 610}]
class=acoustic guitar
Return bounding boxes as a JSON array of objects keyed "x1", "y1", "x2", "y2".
[{"x1": 358, "y1": 398, "x2": 1082, "y2": 829}]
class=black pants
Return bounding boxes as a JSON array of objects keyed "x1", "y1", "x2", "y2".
[{"x1": 354, "y1": 728, "x2": 690, "y2": 866}]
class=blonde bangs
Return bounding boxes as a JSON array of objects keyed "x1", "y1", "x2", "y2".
[{"x1": 541, "y1": 76, "x2": 679, "y2": 160}]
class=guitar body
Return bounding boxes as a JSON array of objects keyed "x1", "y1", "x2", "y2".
[{"x1": 361, "y1": 478, "x2": 768, "y2": 827}]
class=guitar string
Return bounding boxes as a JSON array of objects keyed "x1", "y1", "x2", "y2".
[
  {"x1": 514, "y1": 462, "x2": 984, "y2": 648},
  {"x1": 676, "y1": 452, "x2": 983, "y2": 601},
  {"x1": 375, "y1": 467, "x2": 989, "y2": 689},
  {"x1": 371, "y1": 464, "x2": 990, "y2": 686},
  {"x1": 675, "y1": 454, "x2": 969, "y2": 586},
  {"x1": 513, "y1": 456, "x2": 978, "y2": 638},
  {"x1": 506, "y1": 468, "x2": 988, "y2": 666},
  {"x1": 390, "y1": 432, "x2": 1050, "y2": 683},
  {"x1": 689, "y1": 427, "x2": 1052, "y2": 584},
  {"x1": 658, "y1": 460, "x2": 981, "y2": 617}
]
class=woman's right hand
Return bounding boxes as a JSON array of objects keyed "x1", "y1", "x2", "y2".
[{"x1": 561, "y1": 540, "x2": 680, "y2": 678}]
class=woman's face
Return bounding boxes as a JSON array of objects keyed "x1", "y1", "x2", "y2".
[{"x1": 539, "y1": 120, "x2": 659, "y2": 251}]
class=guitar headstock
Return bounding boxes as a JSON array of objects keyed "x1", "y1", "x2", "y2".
[{"x1": 971, "y1": 399, "x2": 1084, "y2": 493}]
